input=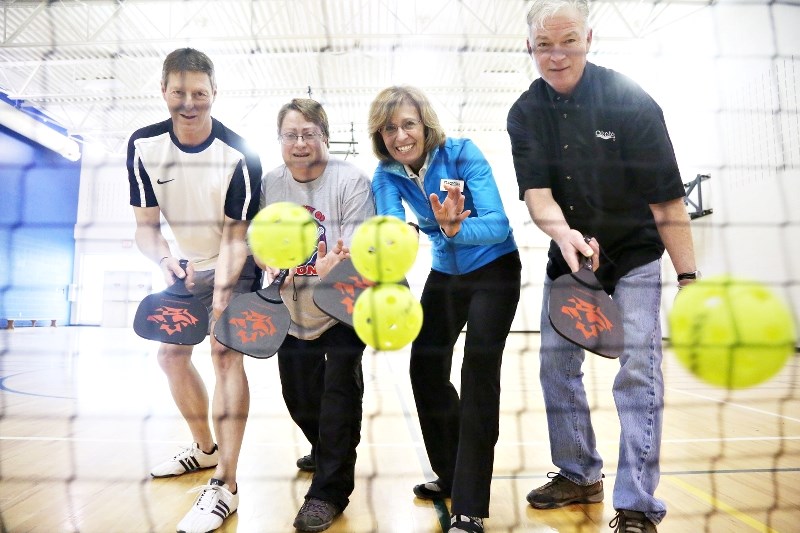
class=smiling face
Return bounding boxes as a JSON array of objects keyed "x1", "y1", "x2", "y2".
[
  {"x1": 527, "y1": 6, "x2": 592, "y2": 97},
  {"x1": 279, "y1": 109, "x2": 329, "y2": 181},
  {"x1": 162, "y1": 70, "x2": 216, "y2": 146},
  {"x1": 380, "y1": 102, "x2": 427, "y2": 173}
]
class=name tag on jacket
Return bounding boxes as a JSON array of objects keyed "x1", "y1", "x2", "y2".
[{"x1": 440, "y1": 179, "x2": 464, "y2": 191}]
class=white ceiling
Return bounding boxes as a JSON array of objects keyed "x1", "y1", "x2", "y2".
[{"x1": 0, "y1": 0, "x2": 713, "y2": 156}]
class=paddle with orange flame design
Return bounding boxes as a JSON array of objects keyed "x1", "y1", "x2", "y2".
[
  {"x1": 134, "y1": 259, "x2": 209, "y2": 345},
  {"x1": 213, "y1": 269, "x2": 291, "y2": 359}
]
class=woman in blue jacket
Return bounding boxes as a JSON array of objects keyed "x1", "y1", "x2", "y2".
[{"x1": 367, "y1": 86, "x2": 521, "y2": 533}]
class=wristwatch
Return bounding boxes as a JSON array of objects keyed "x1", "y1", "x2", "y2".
[{"x1": 677, "y1": 270, "x2": 701, "y2": 282}]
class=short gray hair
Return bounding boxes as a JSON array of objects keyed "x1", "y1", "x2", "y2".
[{"x1": 526, "y1": 0, "x2": 590, "y2": 33}]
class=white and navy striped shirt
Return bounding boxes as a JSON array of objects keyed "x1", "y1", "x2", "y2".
[{"x1": 127, "y1": 117, "x2": 262, "y2": 270}]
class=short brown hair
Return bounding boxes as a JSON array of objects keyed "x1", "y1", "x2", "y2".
[
  {"x1": 277, "y1": 98, "x2": 330, "y2": 145},
  {"x1": 367, "y1": 86, "x2": 446, "y2": 162},
  {"x1": 161, "y1": 48, "x2": 216, "y2": 90}
]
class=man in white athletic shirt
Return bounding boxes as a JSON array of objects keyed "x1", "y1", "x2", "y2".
[
  {"x1": 127, "y1": 48, "x2": 261, "y2": 533},
  {"x1": 259, "y1": 99, "x2": 374, "y2": 532}
]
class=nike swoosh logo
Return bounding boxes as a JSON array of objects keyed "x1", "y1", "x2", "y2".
[{"x1": 156, "y1": 178, "x2": 175, "y2": 184}]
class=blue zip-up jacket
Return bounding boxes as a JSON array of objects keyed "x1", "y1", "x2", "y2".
[{"x1": 372, "y1": 137, "x2": 517, "y2": 275}]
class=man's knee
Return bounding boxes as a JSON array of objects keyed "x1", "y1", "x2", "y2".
[
  {"x1": 211, "y1": 346, "x2": 244, "y2": 374},
  {"x1": 157, "y1": 345, "x2": 193, "y2": 372}
]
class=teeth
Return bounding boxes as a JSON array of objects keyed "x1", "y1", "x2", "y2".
[{"x1": 396, "y1": 144, "x2": 413, "y2": 153}]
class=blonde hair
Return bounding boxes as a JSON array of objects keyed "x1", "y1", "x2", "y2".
[{"x1": 367, "y1": 86, "x2": 446, "y2": 162}]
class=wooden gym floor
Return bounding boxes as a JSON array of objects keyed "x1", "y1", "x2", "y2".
[{"x1": 0, "y1": 326, "x2": 798, "y2": 532}]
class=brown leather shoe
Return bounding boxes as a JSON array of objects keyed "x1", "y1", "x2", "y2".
[
  {"x1": 609, "y1": 510, "x2": 657, "y2": 532},
  {"x1": 526, "y1": 472, "x2": 604, "y2": 509}
]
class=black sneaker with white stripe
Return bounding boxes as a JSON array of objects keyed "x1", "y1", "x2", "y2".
[
  {"x1": 449, "y1": 514, "x2": 484, "y2": 532},
  {"x1": 176, "y1": 478, "x2": 238, "y2": 533},
  {"x1": 412, "y1": 478, "x2": 451, "y2": 499},
  {"x1": 150, "y1": 442, "x2": 218, "y2": 478}
]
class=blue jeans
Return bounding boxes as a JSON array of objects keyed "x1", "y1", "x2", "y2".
[{"x1": 539, "y1": 259, "x2": 666, "y2": 524}]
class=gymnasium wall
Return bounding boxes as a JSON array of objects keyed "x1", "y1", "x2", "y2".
[
  {"x1": 0, "y1": 100, "x2": 81, "y2": 327},
  {"x1": 71, "y1": 146, "x2": 164, "y2": 327}
]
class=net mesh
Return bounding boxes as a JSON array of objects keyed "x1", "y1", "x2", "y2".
[{"x1": 1, "y1": 1, "x2": 798, "y2": 532}]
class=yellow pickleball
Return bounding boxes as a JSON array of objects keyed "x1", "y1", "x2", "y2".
[
  {"x1": 248, "y1": 202, "x2": 318, "y2": 268},
  {"x1": 350, "y1": 216, "x2": 419, "y2": 282},
  {"x1": 353, "y1": 283, "x2": 423, "y2": 351},
  {"x1": 668, "y1": 276, "x2": 796, "y2": 389}
]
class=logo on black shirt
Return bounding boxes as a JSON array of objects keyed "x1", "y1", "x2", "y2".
[{"x1": 595, "y1": 130, "x2": 616, "y2": 142}]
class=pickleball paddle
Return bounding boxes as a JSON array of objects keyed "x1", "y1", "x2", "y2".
[
  {"x1": 313, "y1": 258, "x2": 410, "y2": 328},
  {"x1": 133, "y1": 259, "x2": 209, "y2": 345},
  {"x1": 548, "y1": 256, "x2": 624, "y2": 359},
  {"x1": 312, "y1": 259, "x2": 375, "y2": 327},
  {"x1": 213, "y1": 269, "x2": 291, "y2": 359}
]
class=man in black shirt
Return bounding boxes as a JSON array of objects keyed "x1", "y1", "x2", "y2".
[{"x1": 507, "y1": 1, "x2": 699, "y2": 531}]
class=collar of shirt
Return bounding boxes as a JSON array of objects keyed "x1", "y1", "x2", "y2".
[
  {"x1": 545, "y1": 62, "x2": 594, "y2": 106},
  {"x1": 403, "y1": 152, "x2": 431, "y2": 192}
]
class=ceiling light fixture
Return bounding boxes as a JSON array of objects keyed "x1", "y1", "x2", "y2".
[{"x1": 0, "y1": 99, "x2": 81, "y2": 161}]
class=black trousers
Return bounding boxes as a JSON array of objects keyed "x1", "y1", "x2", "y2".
[
  {"x1": 277, "y1": 323, "x2": 365, "y2": 511},
  {"x1": 411, "y1": 251, "x2": 521, "y2": 517}
]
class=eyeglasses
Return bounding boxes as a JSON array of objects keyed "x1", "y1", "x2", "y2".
[
  {"x1": 278, "y1": 132, "x2": 324, "y2": 145},
  {"x1": 381, "y1": 119, "x2": 422, "y2": 136}
]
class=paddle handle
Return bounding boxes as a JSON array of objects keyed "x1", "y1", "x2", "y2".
[
  {"x1": 258, "y1": 269, "x2": 289, "y2": 304},
  {"x1": 164, "y1": 259, "x2": 193, "y2": 297},
  {"x1": 571, "y1": 238, "x2": 603, "y2": 290},
  {"x1": 582, "y1": 235, "x2": 594, "y2": 270}
]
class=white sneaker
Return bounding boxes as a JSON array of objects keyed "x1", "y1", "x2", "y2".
[
  {"x1": 176, "y1": 479, "x2": 238, "y2": 533},
  {"x1": 150, "y1": 443, "x2": 218, "y2": 478}
]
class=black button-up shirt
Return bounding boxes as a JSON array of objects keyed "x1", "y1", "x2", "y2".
[{"x1": 507, "y1": 62, "x2": 686, "y2": 290}]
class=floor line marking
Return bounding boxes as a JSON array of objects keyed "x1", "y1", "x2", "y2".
[
  {"x1": 383, "y1": 353, "x2": 450, "y2": 532},
  {"x1": 665, "y1": 476, "x2": 781, "y2": 533},
  {"x1": 667, "y1": 387, "x2": 800, "y2": 423}
]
